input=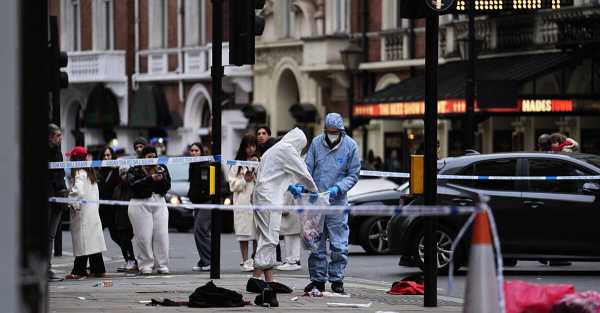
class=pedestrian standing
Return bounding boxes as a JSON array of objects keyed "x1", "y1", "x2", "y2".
[
  {"x1": 537, "y1": 133, "x2": 552, "y2": 152},
  {"x1": 111, "y1": 166, "x2": 138, "y2": 272},
  {"x1": 133, "y1": 137, "x2": 147, "y2": 157},
  {"x1": 65, "y1": 146, "x2": 107, "y2": 280},
  {"x1": 127, "y1": 146, "x2": 171, "y2": 275},
  {"x1": 304, "y1": 113, "x2": 361, "y2": 294},
  {"x1": 228, "y1": 134, "x2": 259, "y2": 272},
  {"x1": 248, "y1": 128, "x2": 318, "y2": 307},
  {"x1": 188, "y1": 142, "x2": 212, "y2": 272},
  {"x1": 97, "y1": 146, "x2": 136, "y2": 272},
  {"x1": 47, "y1": 123, "x2": 68, "y2": 282},
  {"x1": 256, "y1": 126, "x2": 278, "y2": 157}
]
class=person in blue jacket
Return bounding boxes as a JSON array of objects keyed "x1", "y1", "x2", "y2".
[{"x1": 300, "y1": 112, "x2": 361, "y2": 294}]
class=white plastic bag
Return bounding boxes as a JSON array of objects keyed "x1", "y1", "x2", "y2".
[{"x1": 294, "y1": 192, "x2": 329, "y2": 251}]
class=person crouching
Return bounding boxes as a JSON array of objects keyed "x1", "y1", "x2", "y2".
[{"x1": 127, "y1": 146, "x2": 172, "y2": 275}]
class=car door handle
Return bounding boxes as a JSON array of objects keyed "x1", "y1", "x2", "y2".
[
  {"x1": 524, "y1": 200, "x2": 544, "y2": 209},
  {"x1": 452, "y1": 198, "x2": 473, "y2": 206}
]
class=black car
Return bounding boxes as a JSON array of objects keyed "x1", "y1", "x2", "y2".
[
  {"x1": 388, "y1": 152, "x2": 600, "y2": 272},
  {"x1": 347, "y1": 178, "x2": 408, "y2": 254}
]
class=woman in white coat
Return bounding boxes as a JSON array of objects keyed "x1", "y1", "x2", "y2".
[
  {"x1": 65, "y1": 147, "x2": 107, "y2": 280},
  {"x1": 228, "y1": 133, "x2": 258, "y2": 272}
]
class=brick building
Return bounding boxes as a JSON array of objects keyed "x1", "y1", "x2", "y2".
[{"x1": 51, "y1": 0, "x2": 252, "y2": 160}]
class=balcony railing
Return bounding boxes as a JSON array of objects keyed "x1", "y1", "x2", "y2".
[
  {"x1": 66, "y1": 51, "x2": 127, "y2": 83},
  {"x1": 381, "y1": 30, "x2": 408, "y2": 61},
  {"x1": 135, "y1": 42, "x2": 250, "y2": 81}
]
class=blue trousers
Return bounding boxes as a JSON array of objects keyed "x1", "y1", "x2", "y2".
[{"x1": 308, "y1": 213, "x2": 349, "y2": 283}]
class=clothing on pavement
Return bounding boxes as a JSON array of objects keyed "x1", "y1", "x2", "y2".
[{"x1": 252, "y1": 128, "x2": 318, "y2": 270}]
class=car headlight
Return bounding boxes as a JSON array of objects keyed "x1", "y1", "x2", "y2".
[
  {"x1": 170, "y1": 196, "x2": 181, "y2": 205},
  {"x1": 223, "y1": 198, "x2": 231, "y2": 205}
]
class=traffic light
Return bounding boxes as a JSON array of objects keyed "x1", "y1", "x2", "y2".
[
  {"x1": 48, "y1": 16, "x2": 69, "y2": 92},
  {"x1": 229, "y1": 0, "x2": 266, "y2": 66}
]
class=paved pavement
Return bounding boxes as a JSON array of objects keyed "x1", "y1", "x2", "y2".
[
  {"x1": 49, "y1": 271, "x2": 463, "y2": 313},
  {"x1": 49, "y1": 230, "x2": 600, "y2": 312}
]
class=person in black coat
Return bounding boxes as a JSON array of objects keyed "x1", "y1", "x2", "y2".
[
  {"x1": 188, "y1": 142, "x2": 212, "y2": 271},
  {"x1": 48, "y1": 123, "x2": 68, "y2": 281},
  {"x1": 256, "y1": 126, "x2": 278, "y2": 157},
  {"x1": 127, "y1": 145, "x2": 172, "y2": 275},
  {"x1": 97, "y1": 146, "x2": 137, "y2": 272}
]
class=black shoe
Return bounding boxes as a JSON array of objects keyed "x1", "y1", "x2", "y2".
[
  {"x1": 331, "y1": 281, "x2": 345, "y2": 294},
  {"x1": 268, "y1": 281, "x2": 293, "y2": 294},
  {"x1": 246, "y1": 277, "x2": 269, "y2": 294},
  {"x1": 254, "y1": 287, "x2": 278, "y2": 307},
  {"x1": 48, "y1": 271, "x2": 64, "y2": 282},
  {"x1": 303, "y1": 281, "x2": 325, "y2": 293}
]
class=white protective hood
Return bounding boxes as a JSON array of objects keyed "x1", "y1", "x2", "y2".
[{"x1": 253, "y1": 128, "x2": 318, "y2": 206}]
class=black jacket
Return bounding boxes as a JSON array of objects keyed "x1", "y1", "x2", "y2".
[
  {"x1": 48, "y1": 145, "x2": 67, "y2": 196},
  {"x1": 188, "y1": 162, "x2": 211, "y2": 203},
  {"x1": 257, "y1": 137, "x2": 278, "y2": 157},
  {"x1": 98, "y1": 167, "x2": 121, "y2": 200},
  {"x1": 127, "y1": 165, "x2": 171, "y2": 199}
]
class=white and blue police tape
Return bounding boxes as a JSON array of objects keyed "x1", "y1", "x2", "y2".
[
  {"x1": 49, "y1": 155, "x2": 217, "y2": 169},
  {"x1": 224, "y1": 159, "x2": 260, "y2": 168},
  {"x1": 359, "y1": 170, "x2": 600, "y2": 180},
  {"x1": 48, "y1": 197, "x2": 476, "y2": 217}
]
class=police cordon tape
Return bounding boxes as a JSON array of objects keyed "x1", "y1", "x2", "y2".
[
  {"x1": 48, "y1": 196, "x2": 476, "y2": 216},
  {"x1": 49, "y1": 156, "x2": 600, "y2": 180}
]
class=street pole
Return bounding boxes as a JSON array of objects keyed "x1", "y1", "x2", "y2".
[
  {"x1": 210, "y1": 0, "x2": 223, "y2": 280},
  {"x1": 465, "y1": 0, "x2": 476, "y2": 150},
  {"x1": 347, "y1": 73, "x2": 355, "y2": 136},
  {"x1": 424, "y1": 10, "x2": 439, "y2": 308}
]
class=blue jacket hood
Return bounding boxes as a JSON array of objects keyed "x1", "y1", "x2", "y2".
[{"x1": 324, "y1": 113, "x2": 345, "y2": 131}]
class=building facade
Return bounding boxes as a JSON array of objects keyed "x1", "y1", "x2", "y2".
[
  {"x1": 254, "y1": 0, "x2": 600, "y2": 170},
  {"x1": 50, "y1": 0, "x2": 252, "y2": 160}
]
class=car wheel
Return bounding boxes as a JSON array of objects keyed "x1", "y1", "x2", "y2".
[
  {"x1": 411, "y1": 225, "x2": 461, "y2": 274},
  {"x1": 359, "y1": 217, "x2": 390, "y2": 255}
]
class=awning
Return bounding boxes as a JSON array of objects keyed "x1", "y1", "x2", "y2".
[
  {"x1": 84, "y1": 84, "x2": 120, "y2": 128},
  {"x1": 360, "y1": 52, "x2": 577, "y2": 104},
  {"x1": 130, "y1": 85, "x2": 176, "y2": 128}
]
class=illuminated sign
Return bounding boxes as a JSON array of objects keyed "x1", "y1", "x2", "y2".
[
  {"x1": 354, "y1": 99, "x2": 574, "y2": 118},
  {"x1": 453, "y1": 0, "x2": 570, "y2": 11}
]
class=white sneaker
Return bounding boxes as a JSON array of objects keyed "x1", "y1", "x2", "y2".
[
  {"x1": 157, "y1": 266, "x2": 170, "y2": 274},
  {"x1": 192, "y1": 266, "x2": 202, "y2": 272},
  {"x1": 276, "y1": 262, "x2": 301, "y2": 271},
  {"x1": 125, "y1": 260, "x2": 138, "y2": 271},
  {"x1": 240, "y1": 259, "x2": 254, "y2": 272}
]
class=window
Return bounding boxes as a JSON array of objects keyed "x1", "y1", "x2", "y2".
[
  {"x1": 72, "y1": 0, "x2": 81, "y2": 51},
  {"x1": 93, "y1": 0, "x2": 114, "y2": 50},
  {"x1": 455, "y1": 159, "x2": 518, "y2": 191},
  {"x1": 184, "y1": 0, "x2": 205, "y2": 46},
  {"x1": 282, "y1": 0, "x2": 294, "y2": 38},
  {"x1": 327, "y1": 0, "x2": 349, "y2": 34},
  {"x1": 150, "y1": 0, "x2": 168, "y2": 48},
  {"x1": 528, "y1": 159, "x2": 593, "y2": 194}
]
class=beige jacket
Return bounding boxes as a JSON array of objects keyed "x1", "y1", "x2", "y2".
[{"x1": 227, "y1": 166, "x2": 256, "y2": 237}]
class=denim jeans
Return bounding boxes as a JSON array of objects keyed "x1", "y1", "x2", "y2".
[{"x1": 308, "y1": 213, "x2": 349, "y2": 283}]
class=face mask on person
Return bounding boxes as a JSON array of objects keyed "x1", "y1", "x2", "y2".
[{"x1": 325, "y1": 132, "x2": 341, "y2": 148}]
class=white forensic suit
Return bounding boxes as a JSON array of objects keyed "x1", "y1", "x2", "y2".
[{"x1": 252, "y1": 128, "x2": 318, "y2": 270}]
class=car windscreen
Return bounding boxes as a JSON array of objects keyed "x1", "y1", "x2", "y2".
[{"x1": 166, "y1": 163, "x2": 189, "y2": 181}]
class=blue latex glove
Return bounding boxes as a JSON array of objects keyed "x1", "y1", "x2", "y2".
[
  {"x1": 287, "y1": 184, "x2": 304, "y2": 199},
  {"x1": 327, "y1": 185, "x2": 340, "y2": 199},
  {"x1": 308, "y1": 192, "x2": 319, "y2": 204}
]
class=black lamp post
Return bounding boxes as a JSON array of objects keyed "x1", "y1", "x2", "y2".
[
  {"x1": 340, "y1": 42, "x2": 362, "y2": 136},
  {"x1": 457, "y1": 28, "x2": 481, "y2": 151}
]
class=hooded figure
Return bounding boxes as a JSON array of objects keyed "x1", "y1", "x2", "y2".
[
  {"x1": 252, "y1": 128, "x2": 318, "y2": 272},
  {"x1": 304, "y1": 112, "x2": 361, "y2": 294}
]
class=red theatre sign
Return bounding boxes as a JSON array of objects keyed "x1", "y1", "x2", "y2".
[{"x1": 353, "y1": 99, "x2": 573, "y2": 118}]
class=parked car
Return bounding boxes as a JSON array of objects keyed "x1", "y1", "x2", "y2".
[
  {"x1": 347, "y1": 178, "x2": 408, "y2": 254},
  {"x1": 388, "y1": 152, "x2": 600, "y2": 273}
]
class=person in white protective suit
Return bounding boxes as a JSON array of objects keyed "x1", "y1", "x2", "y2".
[{"x1": 246, "y1": 128, "x2": 318, "y2": 307}]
